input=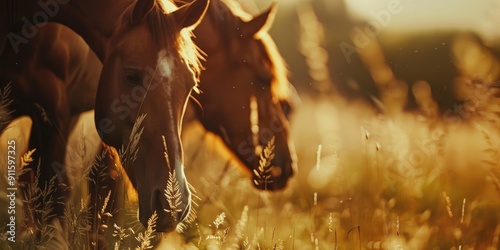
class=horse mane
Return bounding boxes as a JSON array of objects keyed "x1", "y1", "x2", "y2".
[
  {"x1": 258, "y1": 34, "x2": 293, "y2": 101},
  {"x1": 219, "y1": 0, "x2": 292, "y2": 101},
  {"x1": 146, "y1": 0, "x2": 203, "y2": 83}
]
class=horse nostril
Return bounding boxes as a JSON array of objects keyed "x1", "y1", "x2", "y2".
[
  {"x1": 271, "y1": 166, "x2": 282, "y2": 177},
  {"x1": 153, "y1": 187, "x2": 190, "y2": 222},
  {"x1": 270, "y1": 159, "x2": 295, "y2": 190},
  {"x1": 152, "y1": 189, "x2": 165, "y2": 212},
  {"x1": 271, "y1": 157, "x2": 294, "y2": 178}
]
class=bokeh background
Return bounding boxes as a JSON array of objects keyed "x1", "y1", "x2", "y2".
[
  {"x1": 2, "y1": 0, "x2": 500, "y2": 249},
  {"x1": 179, "y1": 0, "x2": 500, "y2": 249},
  {"x1": 264, "y1": 0, "x2": 500, "y2": 108}
]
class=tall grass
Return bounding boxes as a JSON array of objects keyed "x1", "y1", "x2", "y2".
[
  {"x1": 3, "y1": 85, "x2": 500, "y2": 250},
  {"x1": 3, "y1": 3, "x2": 500, "y2": 249},
  {"x1": 0, "y1": 110, "x2": 171, "y2": 249},
  {"x1": 179, "y1": 95, "x2": 500, "y2": 249}
]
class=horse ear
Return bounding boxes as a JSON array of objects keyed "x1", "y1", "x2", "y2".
[
  {"x1": 172, "y1": 0, "x2": 209, "y2": 29},
  {"x1": 132, "y1": 0, "x2": 156, "y2": 24},
  {"x1": 242, "y1": 3, "x2": 277, "y2": 38}
]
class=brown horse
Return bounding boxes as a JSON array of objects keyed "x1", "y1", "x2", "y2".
[
  {"x1": 1, "y1": 0, "x2": 208, "y2": 232},
  {"x1": 0, "y1": 23, "x2": 101, "y2": 235},
  {"x1": 180, "y1": 0, "x2": 298, "y2": 190}
]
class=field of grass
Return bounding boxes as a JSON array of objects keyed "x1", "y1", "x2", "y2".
[
  {"x1": 2, "y1": 0, "x2": 500, "y2": 248},
  {"x1": 2, "y1": 92, "x2": 500, "y2": 249},
  {"x1": 180, "y1": 95, "x2": 500, "y2": 250}
]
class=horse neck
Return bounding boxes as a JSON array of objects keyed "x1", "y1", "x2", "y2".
[
  {"x1": 193, "y1": 1, "x2": 230, "y2": 56},
  {"x1": 56, "y1": 0, "x2": 135, "y2": 60},
  {"x1": 7, "y1": 0, "x2": 136, "y2": 61},
  {"x1": 64, "y1": 0, "x2": 134, "y2": 37}
]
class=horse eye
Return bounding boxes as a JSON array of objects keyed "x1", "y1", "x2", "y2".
[
  {"x1": 280, "y1": 100, "x2": 293, "y2": 119},
  {"x1": 124, "y1": 69, "x2": 142, "y2": 85}
]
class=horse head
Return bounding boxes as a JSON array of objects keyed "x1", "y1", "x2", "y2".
[
  {"x1": 190, "y1": 1, "x2": 298, "y2": 190},
  {"x1": 94, "y1": 0, "x2": 208, "y2": 231}
]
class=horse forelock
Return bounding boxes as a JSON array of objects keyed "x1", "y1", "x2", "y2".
[{"x1": 146, "y1": 0, "x2": 203, "y2": 86}]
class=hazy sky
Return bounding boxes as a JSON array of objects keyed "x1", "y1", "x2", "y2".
[
  {"x1": 344, "y1": 0, "x2": 499, "y2": 39},
  {"x1": 266, "y1": 0, "x2": 500, "y2": 41}
]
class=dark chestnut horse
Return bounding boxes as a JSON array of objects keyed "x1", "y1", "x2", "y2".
[
  {"x1": 0, "y1": 23, "x2": 101, "y2": 238},
  {"x1": 179, "y1": 0, "x2": 298, "y2": 190},
  {"x1": 0, "y1": 23, "x2": 102, "y2": 239},
  {"x1": 1, "y1": 0, "x2": 208, "y2": 232}
]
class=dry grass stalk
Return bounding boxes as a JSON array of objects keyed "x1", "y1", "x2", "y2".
[
  {"x1": 175, "y1": 182, "x2": 199, "y2": 233},
  {"x1": 65, "y1": 196, "x2": 91, "y2": 249},
  {"x1": 228, "y1": 205, "x2": 249, "y2": 249},
  {"x1": 253, "y1": 136, "x2": 276, "y2": 189},
  {"x1": 20, "y1": 161, "x2": 60, "y2": 247},
  {"x1": 112, "y1": 223, "x2": 134, "y2": 250},
  {"x1": 442, "y1": 192, "x2": 453, "y2": 218},
  {"x1": 21, "y1": 149, "x2": 36, "y2": 168},
  {"x1": 120, "y1": 113, "x2": 146, "y2": 166},
  {"x1": 135, "y1": 210, "x2": 158, "y2": 250},
  {"x1": 0, "y1": 82, "x2": 14, "y2": 125},
  {"x1": 164, "y1": 170, "x2": 183, "y2": 221},
  {"x1": 98, "y1": 190, "x2": 113, "y2": 230}
]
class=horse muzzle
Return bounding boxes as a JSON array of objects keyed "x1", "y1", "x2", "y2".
[
  {"x1": 253, "y1": 155, "x2": 295, "y2": 191},
  {"x1": 147, "y1": 183, "x2": 192, "y2": 232}
]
